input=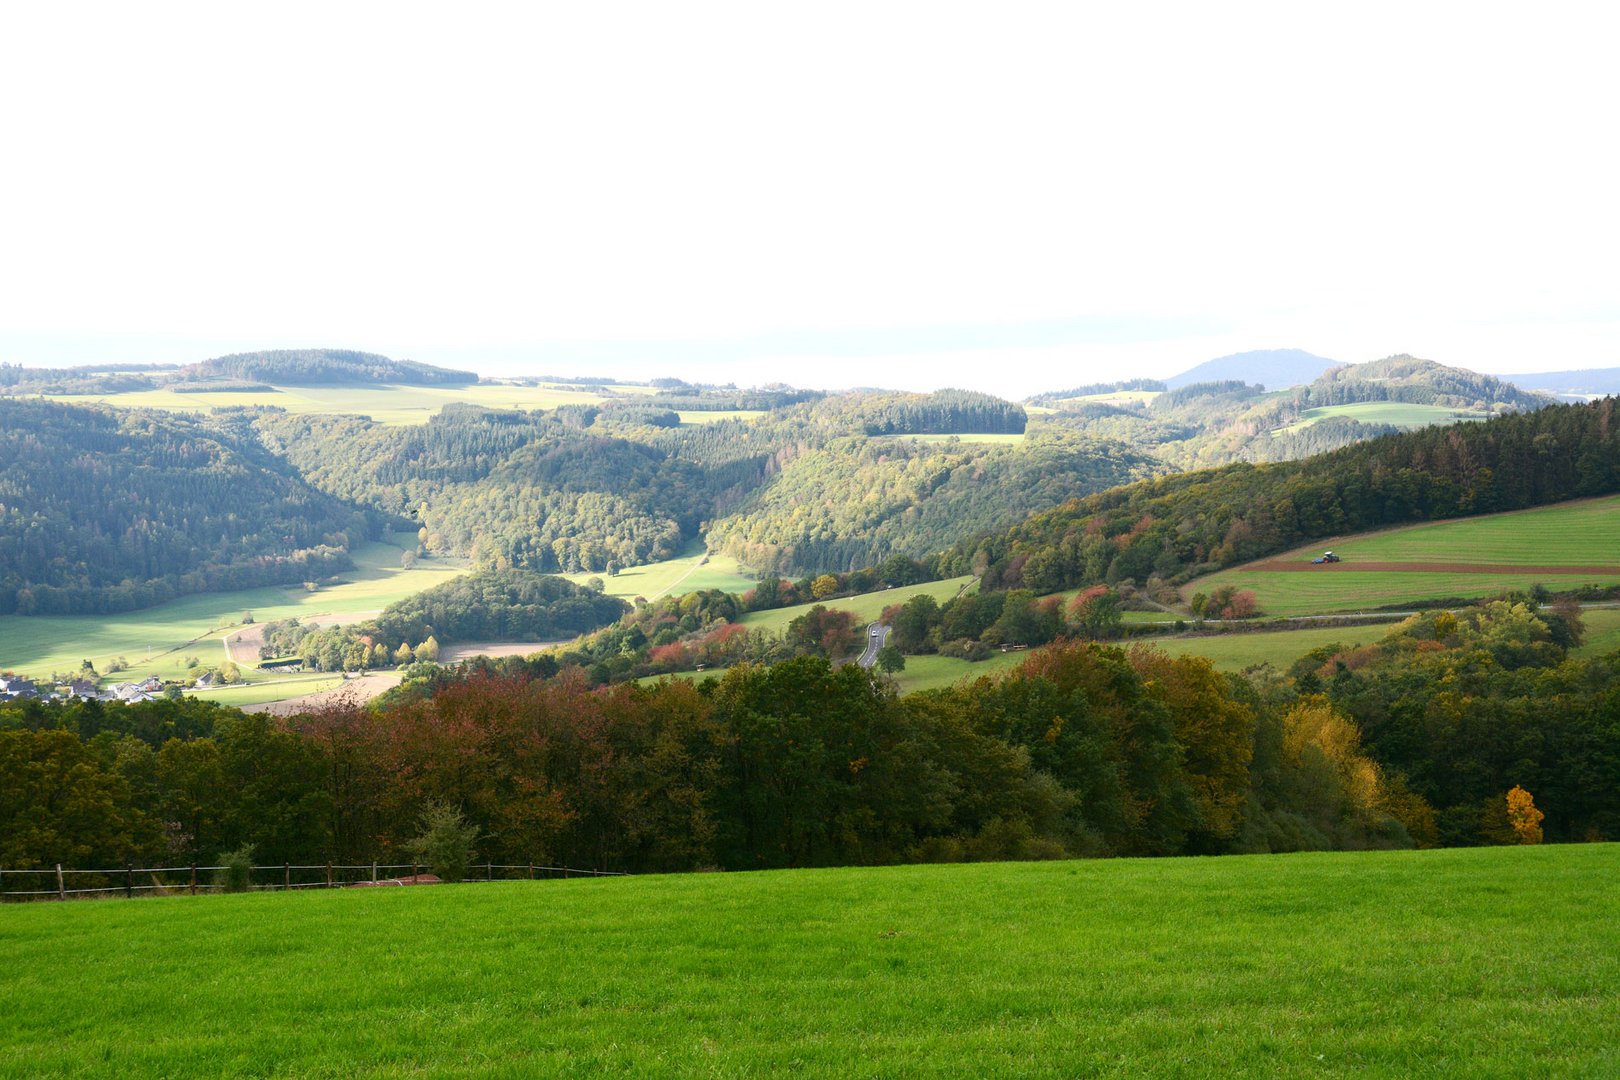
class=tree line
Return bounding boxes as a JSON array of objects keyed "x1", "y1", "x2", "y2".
[{"x1": 5, "y1": 596, "x2": 1609, "y2": 875}]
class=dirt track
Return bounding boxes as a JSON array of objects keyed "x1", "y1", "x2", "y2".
[{"x1": 1243, "y1": 561, "x2": 1620, "y2": 575}]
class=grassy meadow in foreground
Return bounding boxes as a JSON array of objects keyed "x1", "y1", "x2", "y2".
[{"x1": 2, "y1": 846, "x2": 1615, "y2": 1077}]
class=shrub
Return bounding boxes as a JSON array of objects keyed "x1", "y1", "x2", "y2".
[
  {"x1": 215, "y1": 843, "x2": 255, "y2": 893},
  {"x1": 404, "y1": 803, "x2": 480, "y2": 883}
]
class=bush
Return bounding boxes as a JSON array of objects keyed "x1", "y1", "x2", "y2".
[
  {"x1": 215, "y1": 843, "x2": 255, "y2": 893},
  {"x1": 404, "y1": 803, "x2": 480, "y2": 883}
]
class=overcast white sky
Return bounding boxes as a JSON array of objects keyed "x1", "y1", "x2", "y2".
[{"x1": 3, "y1": 2, "x2": 1617, "y2": 395}]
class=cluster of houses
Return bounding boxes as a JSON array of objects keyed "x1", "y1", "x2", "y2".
[{"x1": 0, "y1": 674, "x2": 166, "y2": 704}]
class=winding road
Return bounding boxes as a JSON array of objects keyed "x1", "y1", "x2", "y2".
[{"x1": 857, "y1": 622, "x2": 891, "y2": 669}]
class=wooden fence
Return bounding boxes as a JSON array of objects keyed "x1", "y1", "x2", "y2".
[{"x1": 0, "y1": 861, "x2": 626, "y2": 902}]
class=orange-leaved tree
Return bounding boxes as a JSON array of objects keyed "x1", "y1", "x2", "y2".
[{"x1": 1505, "y1": 785, "x2": 1545, "y2": 845}]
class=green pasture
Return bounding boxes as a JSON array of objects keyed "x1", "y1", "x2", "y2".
[
  {"x1": 560, "y1": 545, "x2": 757, "y2": 603},
  {"x1": 1156, "y1": 624, "x2": 1383, "y2": 671},
  {"x1": 1192, "y1": 570, "x2": 1620, "y2": 619},
  {"x1": 3, "y1": 846, "x2": 1615, "y2": 1077},
  {"x1": 1192, "y1": 495, "x2": 1620, "y2": 616},
  {"x1": 1573, "y1": 606, "x2": 1620, "y2": 658},
  {"x1": 34, "y1": 382, "x2": 634, "y2": 425},
  {"x1": 0, "y1": 541, "x2": 468, "y2": 682},
  {"x1": 738, "y1": 576, "x2": 975, "y2": 634},
  {"x1": 888, "y1": 651, "x2": 1027, "y2": 693},
  {"x1": 1275, "y1": 401, "x2": 1495, "y2": 434},
  {"x1": 675, "y1": 409, "x2": 764, "y2": 425},
  {"x1": 184, "y1": 674, "x2": 344, "y2": 707},
  {"x1": 1058, "y1": 389, "x2": 1161, "y2": 406},
  {"x1": 889, "y1": 624, "x2": 1388, "y2": 691}
]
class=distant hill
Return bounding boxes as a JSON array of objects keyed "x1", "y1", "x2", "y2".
[
  {"x1": 183, "y1": 349, "x2": 477, "y2": 386},
  {"x1": 1308, "y1": 355, "x2": 1545, "y2": 411},
  {"x1": 0, "y1": 399, "x2": 373, "y2": 615},
  {"x1": 1165, "y1": 349, "x2": 1342, "y2": 391},
  {"x1": 1498, "y1": 367, "x2": 1620, "y2": 401}
]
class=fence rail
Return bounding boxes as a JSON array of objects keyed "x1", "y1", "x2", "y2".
[{"x1": 0, "y1": 861, "x2": 627, "y2": 902}]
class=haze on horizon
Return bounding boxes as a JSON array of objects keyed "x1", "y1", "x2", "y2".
[{"x1": 3, "y1": 3, "x2": 1617, "y2": 398}]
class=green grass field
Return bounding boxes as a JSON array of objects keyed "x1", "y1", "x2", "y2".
[
  {"x1": 1155, "y1": 624, "x2": 1379, "y2": 671},
  {"x1": 1191, "y1": 495, "x2": 1620, "y2": 616},
  {"x1": 560, "y1": 544, "x2": 758, "y2": 603},
  {"x1": 1275, "y1": 401, "x2": 1495, "y2": 434},
  {"x1": 35, "y1": 382, "x2": 639, "y2": 425},
  {"x1": 888, "y1": 651, "x2": 1028, "y2": 693},
  {"x1": 2, "y1": 846, "x2": 1615, "y2": 1076},
  {"x1": 184, "y1": 674, "x2": 345, "y2": 707},
  {"x1": 674, "y1": 409, "x2": 764, "y2": 425},
  {"x1": 738, "y1": 577, "x2": 975, "y2": 634},
  {"x1": 0, "y1": 540, "x2": 468, "y2": 682},
  {"x1": 1573, "y1": 606, "x2": 1620, "y2": 658},
  {"x1": 1058, "y1": 389, "x2": 1162, "y2": 406}
]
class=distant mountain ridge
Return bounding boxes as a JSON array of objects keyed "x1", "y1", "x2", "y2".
[
  {"x1": 1164, "y1": 349, "x2": 1342, "y2": 391},
  {"x1": 1498, "y1": 368, "x2": 1620, "y2": 401}
]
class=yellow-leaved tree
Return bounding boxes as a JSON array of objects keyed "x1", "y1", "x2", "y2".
[{"x1": 1505, "y1": 785, "x2": 1545, "y2": 845}]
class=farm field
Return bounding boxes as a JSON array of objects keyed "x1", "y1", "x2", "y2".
[
  {"x1": 560, "y1": 544, "x2": 757, "y2": 603},
  {"x1": 33, "y1": 381, "x2": 645, "y2": 425},
  {"x1": 674, "y1": 409, "x2": 764, "y2": 425},
  {"x1": 888, "y1": 650, "x2": 1027, "y2": 693},
  {"x1": 186, "y1": 674, "x2": 345, "y2": 707},
  {"x1": 1573, "y1": 606, "x2": 1620, "y2": 658},
  {"x1": 2, "y1": 846, "x2": 1615, "y2": 1077},
  {"x1": 1191, "y1": 495, "x2": 1620, "y2": 617},
  {"x1": 1275, "y1": 401, "x2": 1495, "y2": 434},
  {"x1": 0, "y1": 539, "x2": 468, "y2": 683},
  {"x1": 1060, "y1": 389, "x2": 1161, "y2": 406},
  {"x1": 1154, "y1": 624, "x2": 1381, "y2": 671},
  {"x1": 738, "y1": 576, "x2": 975, "y2": 634},
  {"x1": 888, "y1": 624, "x2": 1389, "y2": 693}
]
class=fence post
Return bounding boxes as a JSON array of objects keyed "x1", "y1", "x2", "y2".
[
  {"x1": 371, "y1": 860, "x2": 378, "y2": 883},
  {"x1": 486, "y1": 861, "x2": 493, "y2": 882},
  {"x1": 56, "y1": 863, "x2": 66, "y2": 901},
  {"x1": 190, "y1": 865, "x2": 197, "y2": 896},
  {"x1": 126, "y1": 864, "x2": 134, "y2": 899},
  {"x1": 326, "y1": 862, "x2": 333, "y2": 889},
  {"x1": 528, "y1": 862, "x2": 534, "y2": 881}
]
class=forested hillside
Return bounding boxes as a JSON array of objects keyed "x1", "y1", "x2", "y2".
[
  {"x1": 705, "y1": 429, "x2": 1156, "y2": 573},
  {"x1": 959, "y1": 396, "x2": 1619, "y2": 595},
  {"x1": 182, "y1": 349, "x2": 477, "y2": 386},
  {"x1": 0, "y1": 401, "x2": 372, "y2": 614},
  {"x1": 1031, "y1": 355, "x2": 1547, "y2": 469},
  {"x1": 254, "y1": 388, "x2": 1152, "y2": 578}
]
